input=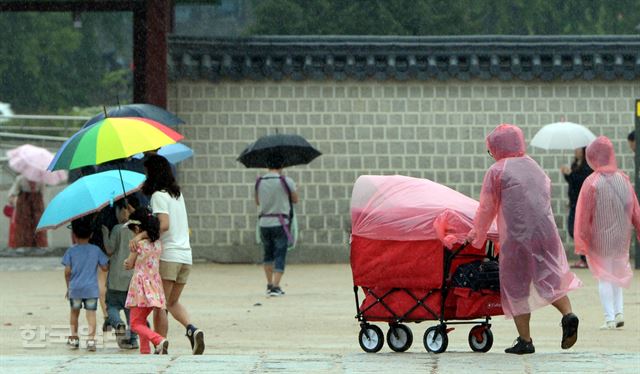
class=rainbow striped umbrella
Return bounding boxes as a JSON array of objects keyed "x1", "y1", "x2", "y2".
[{"x1": 48, "y1": 117, "x2": 183, "y2": 171}]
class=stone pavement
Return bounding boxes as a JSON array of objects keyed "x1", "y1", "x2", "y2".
[
  {"x1": 1, "y1": 258, "x2": 638, "y2": 373},
  {"x1": 1, "y1": 352, "x2": 639, "y2": 373}
]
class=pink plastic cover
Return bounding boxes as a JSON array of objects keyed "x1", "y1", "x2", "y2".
[
  {"x1": 468, "y1": 124, "x2": 582, "y2": 318},
  {"x1": 574, "y1": 136, "x2": 639, "y2": 287},
  {"x1": 351, "y1": 175, "x2": 497, "y2": 244}
]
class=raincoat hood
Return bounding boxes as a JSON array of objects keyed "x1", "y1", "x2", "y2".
[
  {"x1": 486, "y1": 124, "x2": 526, "y2": 161},
  {"x1": 586, "y1": 136, "x2": 617, "y2": 173}
]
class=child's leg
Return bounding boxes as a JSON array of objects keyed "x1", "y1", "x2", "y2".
[
  {"x1": 598, "y1": 280, "x2": 615, "y2": 321},
  {"x1": 97, "y1": 269, "x2": 108, "y2": 320},
  {"x1": 131, "y1": 307, "x2": 165, "y2": 354},
  {"x1": 106, "y1": 290, "x2": 124, "y2": 329},
  {"x1": 85, "y1": 310, "x2": 97, "y2": 339},
  {"x1": 130, "y1": 307, "x2": 150, "y2": 354},
  {"x1": 123, "y1": 305, "x2": 138, "y2": 343},
  {"x1": 70, "y1": 308, "x2": 80, "y2": 337}
]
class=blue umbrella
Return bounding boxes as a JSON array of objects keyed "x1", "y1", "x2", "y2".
[
  {"x1": 133, "y1": 142, "x2": 194, "y2": 164},
  {"x1": 36, "y1": 170, "x2": 146, "y2": 231}
]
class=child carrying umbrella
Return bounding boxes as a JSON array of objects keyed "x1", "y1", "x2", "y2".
[{"x1": 574, "y1": 136, "x2": 640, "y2": 329}]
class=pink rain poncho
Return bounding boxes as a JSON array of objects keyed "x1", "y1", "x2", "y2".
[
  {"x1": 468, "y1": 124, "x2": 582, "y2": 318},
  {"x1": 574, "y1": 136, "x2": 639, "y2": 288}
]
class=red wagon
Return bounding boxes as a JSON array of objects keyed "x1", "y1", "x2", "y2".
[{"x1": 350, "y1": 175, "x2": 503, "y2": 353}]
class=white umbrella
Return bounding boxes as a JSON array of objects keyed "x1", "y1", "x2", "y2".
[{"x1": 530, "y1": 122, "x2": 597, "y2": 150}]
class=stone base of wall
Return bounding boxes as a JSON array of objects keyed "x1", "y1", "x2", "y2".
[{"x1": 192, "y1": 244, "x2": 349, "y2": 264}]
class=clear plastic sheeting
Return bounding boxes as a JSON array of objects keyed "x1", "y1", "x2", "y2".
[
  {"x1": 575, "y1": 136, "x2": 640, "y2": 288},
  {"x1": 469, "y1": 124, "x2": 582, "y2": 318},
  {"x1": 350, "y1": 175, "x2": 497, "y2": 243}
]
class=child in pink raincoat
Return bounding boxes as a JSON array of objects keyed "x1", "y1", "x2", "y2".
[
  {"x1": 574, "y1": 136, "x2": 639, "y2": 330},
  {"x1": 467, "y1": 124, "x2": 582, "y2": 354}
]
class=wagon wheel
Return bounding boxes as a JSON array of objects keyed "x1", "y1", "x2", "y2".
[
  {"x1": 468, "y1": 324, "x2": 493, "y2": 353},
  {"x1": 423, "y1": 325, "x2": 448, "y2": 354},
  {"x1": 359, "y1": 325, "x2": 384, "y2": 353},
  {"x1": 386, "y1": 324, "x2": 413, "y2": 352}
]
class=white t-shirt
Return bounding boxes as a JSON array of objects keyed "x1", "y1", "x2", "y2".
[{"x1": 150, "y1": 190, "x2": 192, "y2": 265}]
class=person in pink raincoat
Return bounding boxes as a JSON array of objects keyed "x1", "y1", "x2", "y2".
[
  {"x1": 574, "y1": 136, "x2": 639, "y2": 330},
  {"x1": 467, "y1": 124, "x2": 582, "y2": 355}
]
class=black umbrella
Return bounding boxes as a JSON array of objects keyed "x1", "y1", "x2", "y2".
[
  {"x1": 237, "y1": 134, "x2": 322, "y2": 168},
  {"x1": 82, "y1": 103, "x2": 185, "y2": 129}
]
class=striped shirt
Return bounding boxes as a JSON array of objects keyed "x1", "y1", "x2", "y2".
[{"x1": 591, "y1": 173, "x2": 633, "y2": 257}]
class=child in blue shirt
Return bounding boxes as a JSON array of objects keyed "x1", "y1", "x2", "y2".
[{"x1": 62, "y1": 215, "x2": 109, "y2": 351}]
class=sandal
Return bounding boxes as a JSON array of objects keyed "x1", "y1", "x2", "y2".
[
  {"x1": 66, "y1": 336, "x2": 79, "y2": 349},
  {"x1": 86, "y1": 339, "x2": 97, "y2": 352}
]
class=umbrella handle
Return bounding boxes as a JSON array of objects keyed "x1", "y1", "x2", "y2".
[{"x1": 118, "y1": 166, "x2": 127, "y2": 203}]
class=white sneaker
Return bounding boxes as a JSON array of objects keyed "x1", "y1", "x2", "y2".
[
  {"x1": 614, "y1": 313, "x2": 624, "y2": 328},
  {"x1": 599, "y1": 321, "x2": 616, "y2": 330},
  {"x1": 86, "y1": 339, "x2": 97, "y2": 352},
  {"x1": 154, "y1": 339, "x2": 169, "y2": 354}
]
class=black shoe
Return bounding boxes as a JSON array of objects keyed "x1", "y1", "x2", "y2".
[
  {"x1": 269, "y1": 287, "x2": 285, "y2": 297},
  {"x1": 102, "y1": 319, "x2": 111, "y2": 332},
  {"x1": 504, "y1": 337, "x2": 535, "y2": 354},
  {"x1": 186, "y1": 328, "x2": 205, "y2": 355},
  {"x1": 115, "y1": 323, "x2": 126, "y2": 336},
  {"x1": 266, "y1": 284, "x2": 273, "y2": 295},
  {"x1": 561, "y1": 313, "x2": 579, "y2": 349}
]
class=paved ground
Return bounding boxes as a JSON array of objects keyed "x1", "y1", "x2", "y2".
[
  {"x1": 0, "y1": 258, "x2": 638, "y2": 373},
  {"x1": 1, "y1": 352, "x2": 638, "y2": 373}
]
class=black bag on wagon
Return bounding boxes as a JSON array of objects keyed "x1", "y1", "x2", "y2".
[{"x1": 451, "y1": 260, "x2": 500, "y2": 291}]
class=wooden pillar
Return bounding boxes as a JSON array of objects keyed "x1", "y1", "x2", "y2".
[{"x1": 133, "y1": 0, "x2": 169, "y2": 108}]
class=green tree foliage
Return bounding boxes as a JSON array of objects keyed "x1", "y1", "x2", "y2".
[
  {"x1": 0, "y1": 12, "x2": 132, "y2": 114},
  {"x1": 249, "y1": 0, "x2": 640, "y2": 35}
]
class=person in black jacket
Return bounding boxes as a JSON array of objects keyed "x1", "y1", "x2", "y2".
[{"x1": 561, "y1": 146, "x2": 593, "y2": 268}]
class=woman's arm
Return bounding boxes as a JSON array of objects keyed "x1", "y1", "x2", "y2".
[
  {"x1": 128, "y1": 231, "x2": 149, "y2": 251},
  {"x1": 123, "y1": 248, "x2": 138, "y2": 270},
  {"x1": 574, "y1": 177, "x2": 595, "y2": 255},
  {"x1": 157, "y1": 213, "x2": 170, "y2": 234},
  {"x1": 468, "y1": 166, "x2": 501, "y2": 248},
  {"x1": 101, "y1": 225, "x2": 115, "y2": 256},
  {"x1": 8, "y1": 177, "x2": 20, "y2": 204}
]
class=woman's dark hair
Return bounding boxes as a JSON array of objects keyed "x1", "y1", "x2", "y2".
[
  {"x1": 115, "y1": 194, "x2": 140, "y2": 210},
  {"x1": 127, "y1": 207, "x2": 161, "y2": 242},
  {"x1": 571, "y1": 147, "x2": 588, "y2": 173},
  {"x1": 266, "y1": 153, "x2": 285, "y2": 169},
  {"x1": 142, "y1": 155, "x2": 181, "y2": 198}
]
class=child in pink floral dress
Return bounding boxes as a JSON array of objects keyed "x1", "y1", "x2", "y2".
[{"x1": 123, "y1": 207, "x2": 167, "y2": 354}]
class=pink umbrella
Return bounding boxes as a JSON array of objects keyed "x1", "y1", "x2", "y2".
[{"x1": 7, "y1": 144, "x2": 67, "y2": 185}]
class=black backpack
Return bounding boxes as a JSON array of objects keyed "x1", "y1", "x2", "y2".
[{"x1": 451, "y1": 260, "x2": 500, "y2": 291}]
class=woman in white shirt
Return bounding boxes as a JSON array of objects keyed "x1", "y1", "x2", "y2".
[{"x1": 137, "y1": 155, "x2": 205, "y2": 355}]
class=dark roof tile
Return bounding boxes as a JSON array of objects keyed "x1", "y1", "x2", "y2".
[{"x1": 169, "y1": 35, "x2": 640, "y2": 82}]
